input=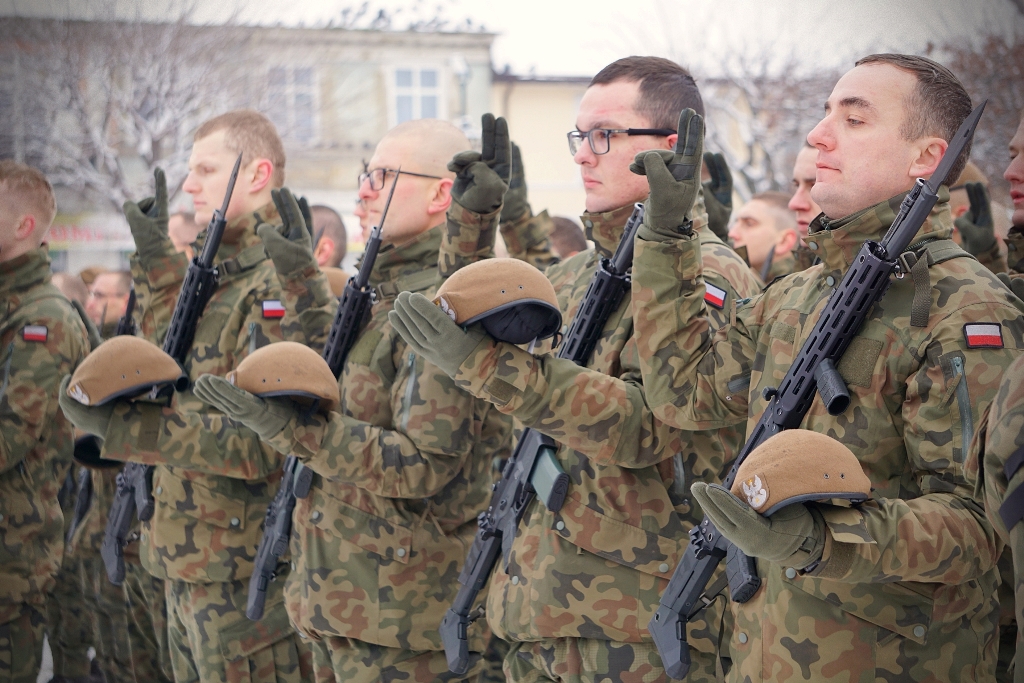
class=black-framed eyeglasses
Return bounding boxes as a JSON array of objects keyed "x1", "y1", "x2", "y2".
[
  {"x1": 358, "y1": 167, "x2": 443, "y2": 191},
  {"x1": 567, "y1": 128, "x2": 677, "y2": 156}
]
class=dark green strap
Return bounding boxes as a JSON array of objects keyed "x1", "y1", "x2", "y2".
[
  {"x1": 375, "y1": 269, "x2": 438, "y2": 300},
  {"x1": 219, "y1": 245, "x2": 269, "y2": 278},
  {"x1": 905, "y1": 250, "x2": 932, "y2": 328}
]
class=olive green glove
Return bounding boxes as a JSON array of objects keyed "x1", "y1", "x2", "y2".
[
  {"x1": 388, "y1": 291, "x2": 488, "y2": 379},
  {"x1": 123, "y1": 168, "x2": 175, "y2": 266},
  {"x1": 58, "y1": 375, "x2": 116, "y2": 438},
  {"x1": 500, "y1": 142, "x2": 530, "y2": 224},
  {"x1": 448, "y1": 113, "x2": 511, "y2": 214},
  {"x1": 955, "y1": 182, "x2": 996, "y2": 256},
  {"x1": 703, "y1": 152, "x2": 733, "y2": 242},
  {"x1": 630, "y1": 108, "x2": 704, "y2": 242},
  {"x1": 998, "y1": 272, "x2": 1024, "y2": 300},
  {"x1": 257, "y1": 188, "x2": 316, "y2": 278},
  {"x1": 690, "y1": 482, "x2": 826, "y2": 570},
  {"x1": 192, "y1": 374, "x2": 296, "y2": 442}
]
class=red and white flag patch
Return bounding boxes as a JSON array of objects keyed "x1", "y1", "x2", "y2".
[
  {"x1": 262, "y1": 300, "x2": 286, "y2": 319},
  {"x1": 22, "y1": 325, "x2": 47, "y2": 342},
  {"x1": 964, "y1": 323, "x2": 1003, "y2": 349},
  {"x1": 704, "y1": 283, "x2": 726, "y2": 309}
]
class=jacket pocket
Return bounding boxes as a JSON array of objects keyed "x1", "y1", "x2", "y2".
[
  {"x1": 308, "y1": 490, "x2": 413, "y2": 565},
  {"x1": 156, "y1": 471, "x2": 247, "y2": 531}
]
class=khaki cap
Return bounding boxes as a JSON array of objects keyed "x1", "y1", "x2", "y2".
[
  {"x1": 227, "y1": 341, "x2": 339, "y2": 413},
  {"x1": 731, "y1": 429, "x2": 872, "y2": 515},
  {"x1": 66, "y1": 336, "x2": 186, "y2": 406},
  {"x1": 322, "y1": 267, "x2": 351, "y2": 297},
  {"x1": 433, "y1": 258, "x2": 561, "y2": 345}
]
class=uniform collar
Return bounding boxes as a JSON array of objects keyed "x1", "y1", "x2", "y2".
[
  {"x1": 194, "y1": 201, "x2": 279, "y2": 265},
  {"x1": 0, "y1": 246, "x2": 52, "y2": 297},
  {"x1": 805, "y1": 188, "x2": 953, "y2": 275},
  {"x1": 370, "y1": 224, "x2": 443, "y2": 286},
  {"x1": 579, "y1": 190, "x2": 709, "y2": 259}
]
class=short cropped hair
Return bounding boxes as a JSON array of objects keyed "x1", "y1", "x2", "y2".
[
  {"x1": 750, "y1": 191, "x2": 797, "y2": 232},
  {"x1": 311, "y1": 204, "x2": 347, "y2": 267},
  {"x1": 194, "y1": 110, "x2": 286, "y2": 188},
  {"x1": 590, "y1": 56, "x2": 705, "y2": 129},
  {"x1": 550, "y1": 216, "x2": 587, "y2": 259},
  {"x1": 855, "y1": 54, "x2": 973, "y2": 184},
  {"x1": 0, "y1": 160, "x2": 57, "y2": 229}
]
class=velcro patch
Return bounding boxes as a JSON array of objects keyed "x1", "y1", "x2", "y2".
[
  {"x1": 964, "y1": 323, "x2": 1003, "y2": 349},
  {"x1": 704, "y1": 283, "x2": 726, "y2": 309},
  {"x1": 23, "y1": 325, "x2": 48, "y2": 342},
  {"x1": 261, "y1": 300, "x2": 286, "y2": 319}
]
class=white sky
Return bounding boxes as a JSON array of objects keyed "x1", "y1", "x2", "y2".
[{"x1": 5, "y1": 0, "x2": 1022, "y2": 76}]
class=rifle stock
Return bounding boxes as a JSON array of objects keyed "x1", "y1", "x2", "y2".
[
  {"x1": 440, "y1": 204, "x2": 645, "y2": 674},
  {"x1": 101, "y1": 154, "x2": 243, "y2": 586},
  {"x1": 649, "y1": 103, "x2": 986, "y2": 679}
]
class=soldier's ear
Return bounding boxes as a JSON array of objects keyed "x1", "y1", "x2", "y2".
[
  {"x1": 664, "y1": 133, "x2": 678, "y2": 151},
  {"x1": 426, "y1": 177, "x2": 454, "y2": 217},
  {"x1": 15, "y1": 214, "x2": 36, "y2": 240}
]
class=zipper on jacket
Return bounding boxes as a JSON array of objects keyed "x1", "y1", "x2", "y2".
[
  {"x1": 950, "y1": 356, "x2": 973, "y2": 462},
  {"x1": 401, "y1": 352, "x2": 417, "y2": 431}
]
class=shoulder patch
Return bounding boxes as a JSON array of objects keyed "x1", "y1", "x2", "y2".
[
  {"x1": 704, "y1": 283, "x2": 726, "y2": 309},
  {"x1": 964, "y1": 323, "x2": 1003, "y2": 349},
  {"x1": 261, "y1": 300, "x2": 286, "y2": 319},
  {"x1": 23, "y1": 325, "x2": 48, "y2": 342}
]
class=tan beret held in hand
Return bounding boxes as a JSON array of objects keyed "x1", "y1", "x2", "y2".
[
  {"x1": 66, "y1": 336, "x2": 186, "y2": 406},
  {"x1": 433, "y1": 258, "x2": 561, "y2": 345},
  {"x1": 227, "y1": 341, "x2": 339, "y2": 413},
  {"x1": 731, "y1": 429, "x2": 872, "y2": 515}
]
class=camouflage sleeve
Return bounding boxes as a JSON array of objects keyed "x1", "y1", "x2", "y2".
[
  {"x1": 275, "y1": 263, "x2": 338, "y2": 352},
  {"x1": 0, "y1": 313, "x2": 88, "y2": 473},
  {"x1": 439, "y1": 199, "x2": 500, "y2": 280},
  {"x1": 130, "y1": 250, "x2": 188, "y2": 344},
  {"x1": 631, "y1": 233, "x2": 759, "y2": 431},
  {"x1": 264, "y1": 352, "x2": 478, "y2": 498},
  {"x1": 973, "y1": 239, "x2": 1009, "y2": 276},
  {"x1": 812, "y1": 306, "x2": 1020, "y2": 585},
  {"x1": 100, "y1": 297, "x2": 286, "y2": 480},
  {"x1": 500, "y1": 209, "x2": 559, "y2": 271}
]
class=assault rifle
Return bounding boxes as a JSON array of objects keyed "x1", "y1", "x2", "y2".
[
  {"x1": 102, "y1": 154, "x2": 242, "y2": 585},
  {"x1": 440, "y1": 203, "x2": 646, "y2": 674},
  {"x1": 649, "y1": 103, "x2": 987, "y2": 679},
  {"x1": 246, "y1": 171, "x2": 399, "y2": 620}
]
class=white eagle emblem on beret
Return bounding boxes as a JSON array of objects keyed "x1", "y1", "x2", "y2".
[
  {"x1": 437, "y1": 295, "x2": 457, "y2": 322},
  {"x1": 741, "y1": 475, "x2": 769, "y2": 510},
  {"x1": 68, "y1": 383, "x2": 90, "y2": 406}
]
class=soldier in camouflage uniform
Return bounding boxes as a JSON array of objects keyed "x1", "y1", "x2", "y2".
[
  {"x1": 392, "y1": 57, "x2": 762, "y2": 683},
  {"x1": 629, "y1": 54, "x2": 1024, "y2": 682},
  {"x1": 192, "y1": 117, "x2": 517, "y2": 683},
  {"x1": 59, "y1": 111, "x2": 315, "y2": 683},
  {"x1": 0, "y1": 161, "x2": 92, "y2": 683}
]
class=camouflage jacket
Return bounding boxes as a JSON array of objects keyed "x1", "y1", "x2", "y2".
[
  {"x1": 500, "y1": 208, "x2": 560, "y2": 271},
  {"x1": 264, "y1": 225, "x2": 511, "y2": 651},
  {"x1": 100, "y1": 203, "x2": 304, "y2": 583},
  {"x1": 1006, "y1": 224, "x2": 1024, "y2": 275},
  {"x1": 0, "y1": 248, "x2": 90, "y2": 615},
  {"x1": 441, "y1": 199, "x2": 557, "y2": 277},
  {"x1": 969, "y1": 354, "x2": 1024, "y2": 676},
  {"x1": 632, "y1": 195, "x2": 1024, "y2": 682},
  {"x1": 446, "y1": 198, "x2": 761, "y2": 644},
  {"x1": 67, "y1": 465, "x2": 118, "y2": 557}
]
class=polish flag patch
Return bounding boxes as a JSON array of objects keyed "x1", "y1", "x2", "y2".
[
  {"x1": 964, "y1": 323, "x2": 1003, "y2": 349},
  {"x1": 262, "y1": 300, "x2": 286, "y2": 319},
  {"x1": 22, "y1": 325, "x2": 48, "y2": 342},
  {"x1": 704, "y1": 283, "x2": 726, "y2": 309}
]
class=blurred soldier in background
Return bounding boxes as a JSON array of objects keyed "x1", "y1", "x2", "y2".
[
  {"x1": 309, "y1": 204, "x2": 347, "y2": 269},
  {"x1": 728, "y1": 190, "x2": 799, "y2": 281}
]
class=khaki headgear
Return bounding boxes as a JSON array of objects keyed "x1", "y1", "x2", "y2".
[
  {"x1": 433, "y1": 258, "x2": 561, "y2": 345},
  {"x1": 66, "y1": 336, "x2": 186, "y2": 406},
  {"x1": 730, "y1": 429, "x2": 872, "y2": 515},
  {"x1": 322, "y1": 267, "x2": 350, "y2": 297},
  {"x1": 227, "y1": 341, "x2": 339, "y2": 413}
]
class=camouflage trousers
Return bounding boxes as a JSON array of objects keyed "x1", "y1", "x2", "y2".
[
  {"x1": 123, "y1": 561, "x2": 173, "y2": 683},
  {"x1": 45, "y1": 555, "x2": 94, "y2": 678},
  {"x1": 81, "y1": 554, "x2": 136, "y2": 683},
  {"x1": 504, "y1": 638, "x2": 720, "y2": 683},
  {"x1": 0, "y1": 603, "x2": 46, "y2": 683},
  {"x1": 481, "y1": 634, "x2": 510, "y2": 683},
  {"x1": 165, "y1": 573, "x2": 313, "y2": 683},
  {"x1": 309, "y1": 637, "x2": 484, "y2": 683}
]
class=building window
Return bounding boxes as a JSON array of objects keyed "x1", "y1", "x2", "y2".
[
  {"x1": 392, "y1": 67, "x2": 441, "y2": 125},
  {"x1": 267, "y1": 67, "x2": 317, "y2": 144}
]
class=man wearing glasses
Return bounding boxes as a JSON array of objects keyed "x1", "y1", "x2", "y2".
[
  {"x1": 194, "y1": 117, "x2": 516, "y2": 683},
  {"x1": 398, "y1": 56, "x2": 760, "y2": 681}
]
